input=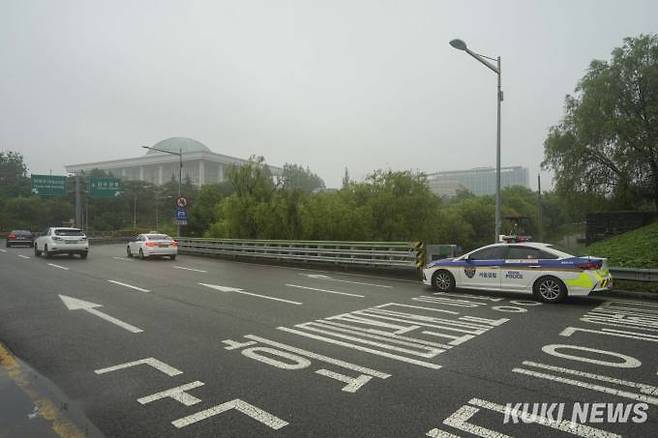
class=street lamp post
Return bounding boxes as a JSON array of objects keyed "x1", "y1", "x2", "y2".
[
  {"x1": 449, "y1": 38, "x2": 503, "y2": 242},
  {"x1": 141, "y1": 146, "x2": 183, "y2": 237}
]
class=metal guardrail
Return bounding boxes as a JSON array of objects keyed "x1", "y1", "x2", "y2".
[
  {"x1": 176, "y1": 238, "x2": 418, "y2": 269},
  {"x1": 609, "y1": 267, "x2": 658, "y2": 283}
]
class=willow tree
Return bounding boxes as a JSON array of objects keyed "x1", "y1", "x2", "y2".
[{"x1": 543, "y1": 34, "x2": 658, "y2": 211}]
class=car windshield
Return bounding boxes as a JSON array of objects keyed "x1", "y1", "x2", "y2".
[
  {"x1": 146, "y1": 234, "x2": 171, "y2": 240},
  {"x1": 54, "y1": 229, "x2": 84, "y2": 236}
]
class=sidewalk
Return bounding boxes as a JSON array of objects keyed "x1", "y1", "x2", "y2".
[{"x1": 0, "y1": 342, "x2": 102, "y2": 438}]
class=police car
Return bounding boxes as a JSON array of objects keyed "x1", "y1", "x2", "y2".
[{"x1": 422, "y1": 242, "x2": 612, "y2": 303}]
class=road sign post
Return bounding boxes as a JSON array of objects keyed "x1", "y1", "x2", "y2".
[
  {"x1": 89, "y1": 177, "x2": 121, "y2": 198},
  {"x1": 175, "y1": 208, "x2": 188, "y2": 226},
  {"x1": 31, "y1": 175, "x2": 67, "y2": 197}
]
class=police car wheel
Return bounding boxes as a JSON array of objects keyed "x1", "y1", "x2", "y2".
[
  {"x1": 432, "y1": 270, "x2": 455, "y2": 292},
  {"x1": 533, "y1": 276, "x2": 567, "y2": 303}
]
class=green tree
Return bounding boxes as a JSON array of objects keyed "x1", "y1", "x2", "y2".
[
  {"x1": 281, "y1": 163, "x2": 325, "y2": 193},
  {"x1": 543, "y1": 34, "x2": 658, "y2": 211},
  {"x1": 0, "y1": 151, "x2": 30, "y2": 198}
]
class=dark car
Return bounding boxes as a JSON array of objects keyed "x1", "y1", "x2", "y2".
[{"x1": 6, "y1": 230, "x2": 34, "y2": 248}]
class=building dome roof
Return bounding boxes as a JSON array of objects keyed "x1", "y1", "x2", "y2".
[{"x1": 147, "y1": 137, "x2": 211, "y2": 155}]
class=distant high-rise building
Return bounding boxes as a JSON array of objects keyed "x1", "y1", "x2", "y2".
[{"x1": 427, "y1": 166, "x2": 530, "y2": 197}]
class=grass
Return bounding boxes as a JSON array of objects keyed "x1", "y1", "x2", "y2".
[{"x1": 585, "y1": 221, "x2": 658, "y2": 268}]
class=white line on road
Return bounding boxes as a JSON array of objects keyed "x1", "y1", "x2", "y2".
[
  {"x1": 17, "y1": 255, "x2": 31, "y2": 259},
  {"x1": 199, "y1": 283, "x2": 302, "y2": 305},
  {"x1": 48, "y1": 263, "x2": 69, "y2": 270},
  {"x1": 244, "y1": 335, "x2": 391, "y2": 379},
  {"x1": 285, "y1": 284, "x2": 364, "y2": 298},
  {"x1": 301, "y1": 274, "x2": 392, "y2": 288},
  {"x1": 138, "y1": 381, "x2": 204, "y2": 406},
  {"x1": 174, "y1": 266, "x2": 207, "y2": 273},
  {"x1": 0, "y1": 249, "x2": 6, "y2": 253},
  {"x1": 112, "y1": 256, "x2": 134, "y2": 262},
  {"x1": 107, "y1": 280, "x2": 151, "y2": 293},
  {"x1": 277, "y1": 326, "x2": 442, "y2": 369},
  {"x1": 512, "y1": 367, "x2": 658, "y2": 405},
  {"x1": 172, "y1": 399, "x2": 288, "y2": 430},
  {"x1": 95, "y1": 357, "x2": 182, "y2": 376}
]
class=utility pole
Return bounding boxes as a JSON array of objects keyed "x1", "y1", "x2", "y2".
[
  {"x1": 537, "y1": 174, "x2": 543, "y2": 242},
  {"x1": 75, "y1": 174, "x2": 82, "y2": 228}
]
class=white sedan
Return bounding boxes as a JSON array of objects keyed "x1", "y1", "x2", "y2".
[
  {"x1": 422, "y1": 242, "x2": 613, "y2": 303},
  {"x1": 127, "y1": 233, "x2": 178, "y2": 260}
]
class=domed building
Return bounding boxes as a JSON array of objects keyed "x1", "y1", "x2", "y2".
[{"x1": 65, "y1": 137, "x2": 282, "y2": 186}]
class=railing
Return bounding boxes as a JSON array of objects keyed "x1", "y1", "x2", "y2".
[
  {"x1": 609, "y1": 267, "x2": 658, "y2": 283},
  {"x1": 176, "y1": 238, "x2": 418, "y2": 269}
]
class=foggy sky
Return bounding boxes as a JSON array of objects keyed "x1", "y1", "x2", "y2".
[{"x1": 1, "y1": 0, "x2": 656, "y2": 189}]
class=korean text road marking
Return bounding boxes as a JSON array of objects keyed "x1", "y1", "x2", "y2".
[
  {"x1": 94, "y1": 357, "x2": 183, "y2": 376},
  {"x1": 432, "y1": 397, "x2": 619, "y2": 438},
  {"x1": 276, "y1": 302, "x2": 508, "y2": 369},
  {"x1": 513, "y1": 362, "x2": 658, "y2": 406},
  {"x1": 138, "y1": 381, "x2": 205, "y2": 406},
  {"x1": 222, "y1": 334, "x2": 390, "y2": 393},
  {"x1": 94, "y1": 356, "x2": 290, "y2": 431},
  {"x1": 18, "y1": 254, "x2": 30, "y2": 259},
  {"x1": 48, "y1": 263, "x2": 69, "y2": 270},
  {"x1": 199, "y1": 283, "x2": 302, "y2": 305},
  {"x1": 285, "y1": 284, "x2": 365, "y2": 298},
  {"x1": 580, "y1": 300, "x2": 658, "y2": 331},
  {"x1": 174, "y1": 266, "x2": 207, "y2": 273},
  {"x1": 171, "y1": 399, "x2": 288, "y2": 430},
  {"x1": 107, "y1": 280, "x2": 151, "y2": 293},
  {"x1": 560, "y1": 326, "x2": 658, "y2": 342}
]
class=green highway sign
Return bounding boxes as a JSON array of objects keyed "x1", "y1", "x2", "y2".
[
  {"x1": 89, "y1": 177, "x2": 121, "y2": 198},
  {"x1": 31, "y1": 174, "x2": 67, "y2": 197}
]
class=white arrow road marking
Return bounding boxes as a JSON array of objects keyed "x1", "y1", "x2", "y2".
[
  {"x1": 18, "y1": 255, "x2": 31, "y2": 259},
  {"x1": 198, "y1": 283, "x2": 302, "y2": 305},
  {"x1": 301, "y1": 274, "x2": 392, "y2": 288},
  {"x1": 107, "y1": 280, "x2": 150, "y2": 293},
  {"x1": 112, "y1": 256, "x2": 134, "y2": 262},
  {"x1": 94, "y1": 357, "x2": 181, "y2": 376},
  {"x1": 285, "y1": 284, "x2": 364, "y2": 298},
  {"x1": 59, "y1": 295, "x2": 143, "y2": 333},
  {"x1": 172, "y1": 399, "x2": 289, "y2": 430},
  {"x1": 174, "y1": 266, "x2": 207, "y2": 273},
  {"x1": 48, "y1": 263, "x2": 69, "y2": 270}
]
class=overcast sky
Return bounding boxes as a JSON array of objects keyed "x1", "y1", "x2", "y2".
[{"x1": 1, "y1": 0, "x2": 656, "y2": 189}]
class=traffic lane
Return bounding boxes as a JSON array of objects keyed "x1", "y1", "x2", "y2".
[
  {"x1": 16, "y1": 245, "x2": 369, "y2": 327},
  {"x1": 5, "y1": 247, "x2": 658, "y2": 436}
]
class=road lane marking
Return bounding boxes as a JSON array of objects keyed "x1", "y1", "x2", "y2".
[
  {"x1": 0, "y1": 249, "x2": 6, "y2": 253},
  {"x1": 172, "y1": 399, "x2": 289, "y2": 430},
  {"x1": 277, "y1": 326, "x2": 442, "y2": 369},
  {"x1": 47, "y1": 263, "x2": 69, "y2": 270},
  {"x1": 107, "y1": 280, "x2": 151, "y2": 293},
  {"x1": 59, "y1": 295, "x2": 143, "y2": 333},
  {"x1": 301, "y1": 274, "x2": 392, "y2": 288},
  {"x1": 95, "y1": 357, "x2": 182, "y2": 376},
  {"x1": 17, "y1": 254, "x2": 31, "y2": 259},
  {"x1": 112, "y1": 256, "x2": 134, "y2": 262},
  {"x1": 285, "y1": 284, "x2": 364, "y2": 298},
  {"x1": 199, "y1": 283, "x2": 302, "y2": 305},
  {"x1": 174, "y1": 265, "x2": 207, "y2": 273},
  {"x1": 138, "y1": 381, "x2": 204, "y2": 406}
]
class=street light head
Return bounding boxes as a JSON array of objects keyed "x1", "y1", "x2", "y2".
[
  {"x1": 141, "y1": 146, "x2": 150, "y2": 149},
  {"x1": 449, "y1": 39, "x2": 468, "y2": 51}
]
